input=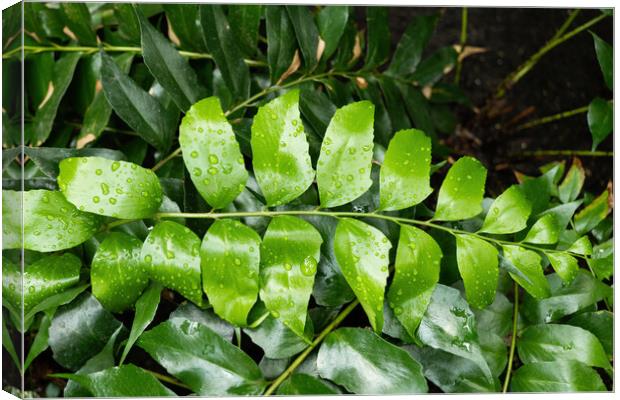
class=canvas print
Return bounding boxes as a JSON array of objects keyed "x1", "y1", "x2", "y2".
[{"x1": 1, "y1": 2, "x2": 614, "y2": 397}]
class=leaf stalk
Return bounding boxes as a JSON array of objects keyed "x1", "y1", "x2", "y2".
[{"x1": 502, "y1": 282, "x2": 519, "y2": 393}]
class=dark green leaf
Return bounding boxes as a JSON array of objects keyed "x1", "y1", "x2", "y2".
[
  {"x1": 24, "y1": 146, "x2": 126, "y2": 179},
  {"x1": 228, "y1": 5, "x2": 263, "y2": 57},
  {"x1": 591, "y1": 32, "x2": 612, "y2": 90},
  {"x1": 113, "y1": 4, "x2": 140, "y2": 45},
  {"x1": 574, "y1": 188, "x2": 609, "y2": 234},
  {"x1": 23, "y1": 284, "x2": 90, "y2": 331},
  {"x1": 511, "y1": 361, "x2": 606, "y2": 392},
  {"x1": 119, "y1": 282, "x2": 162, "y2": 364},
  {"x1": 480, "y1": 185, "x2": 531, "y2": 234},
  {"x1": 60, "y1": 3, "x2": 97, "y2": 45},
  {"x1": 265, "y1": 6, "x2": 297, "y2": 84},
  {"x1": 317, "y1": 6, "x2": 349, "y2": 61},
  {"x1": 278, "y1": 373, "x2": 340, "y2": 395},
  {"x1": 434, "y1": 156, "x2": 487, "y2": 221},
  {"x1": 567, "y1": 311, "x2": 613, "y2": 356},
  {"x1": 170, "y1": 302, "x2": 234, "y2": 342},
  {"x1": 380, "y1": 76, "x2": 411, "y2": 131},
  {"x1": 539, "y1": 200, "x2": 582, "y2": 231},
  {"x1": 411, "y1": 46, "x2": 458, "y2": 86},
  {"x1": 588, "y1": 98, "x2": 613, "y2": 150},
  {"x1": 317, "y1": 327, "x2": 427, "y2": 394},
  {"x1": 138, "y1": 318, "x2": 266, "y2": 395},
  {"x1": 398, "y1": 83, "x2": 437, "y2": 140},
  {"x1": 58, "y1": 157, "x2": 163, "y2": 219},
  {"x1": 456, "y1": 235, "x2": 499, "y2": 308},
  {"x1": 502, "y1": 245, "x2": 550, "y2": 299},
  {"x1": 286, "y1": 6, "x2": 320, "y2": 70},
  {"x1": 163, "y1": 4, "x2": 204, "y2": 52},
  {"x1": 2, "y1": 314, "x2": 20, "y2": 372},
  {"x1": 364, "y1": 7, "x2": 390, "y2": 69},
  {"x1": 387, "y1": 15, "x2": 438, "y2": 77},
  {"x1": 588, "y1": 239, "x2": 613, "y2": 280}
]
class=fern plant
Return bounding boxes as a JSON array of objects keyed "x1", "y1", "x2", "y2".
[{"x1": 1, "y1": 3, "x2": 613, "y2": 396}]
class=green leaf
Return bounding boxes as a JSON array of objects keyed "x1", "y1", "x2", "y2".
[
  {"x1": 474, "y1": 293, "x2": 513, "y2": 338},
  {"x1": 58, "y1": 156, "x2": 163, "y2": 219},
  {"x1": 546, "y1": 252, "x2": 579, "y2": 283},
  {"x1": 434, "y1": 156, "x2": 487, "y2": 221},
  {"x1": 335, "y1": 218, "x2": 391, "y2": 332},
  {"x1": 317, "y1": 327, "x2": 427, "y2": 394},
  {"x1": 387, "y1": 225, "x2": 441, "y2": 337},
  {"x1": 480, "y1": 185, "x2": 531, "y2": 234},
  {"x1": 265, "y1": 6, "x2": 297, "y2": 83},
  {"x1": 398, "y1": 83, "x2": 437, "y2": 140},
  {"x1": 511, "y1": 360, "x2": 606, "y2": 392},
  {"x1": 180, "y1": 97, "x2": 248, "y2": 209},
  {"x1": 387, "y1": 14, "x2": 437, "y2": 76},
  {"x1": 502, "y1": 245, "x2": 550, "y2": 299},
  {"x1": 199, "y1": 5, "x2": 249, "y2": 100},
  {"x1": 416, "y1": 284, "x2": 493, "y2": 381},
  {"x1": 286, "y1": 6, "x2": 320, "y2": 70},
  {"x1": 588, "y1": 98, "x2": 613, "y2": 150},
  {"x1": 30, "y1": 53, "x2": 81, "y2": 146},
  {"x1": 201, "y1": 219, "x2": 261, "y2": 326},
  {"x1": 24, "y1": 310, "x2": 54, "y2": 371},
  {"x1": 23, "y1": 146, "x2": 127, "y2": 179},
  {"x1": 518, "y1": 324, "x2": 611, "y2": 370},
  {"x1": 60, "y1": 3, "x2": 96, "y2": 45},
  {"x1": 278, "y1": 373, "x2": 340, "y2": 395},
  {"x1": 119, "y1": 282, "x2": 162, "y2": 365},
  {"x1": 455, "y1": 235, "x2": 498, "y2": 308},
  {"x1": 100, "y1": 51, "x2": 175, "y2": 152},
  {"x1": 539, "y1": 200, "x2": 582, "y2": 231},
  {"x1": 49, "y1": 293, "x2": 123, "y2": 370},
  {"x1": 523, "y1": 214, "x2": 560, "y2": 244},
  {"x1": 163, "y1": 4, "x2": 204, "y2": 52},
  {"x1": 567, "y1": 311, "x2": 613, "y2": 356},
  {"x1": 141, "y1": 221, "x2": 203, "y2": 306},
  {"x1": 558, "y1": 158, "x2": 585, "y2": 203},
  {"x1": 591, "y1": 32, "x2": 612, "y2": 90},
  {"x1": 259, "y1": 216, "x2": 322, "y2": 337},
  {"x1": 22, "y1": 284, "x2": 90, "y2": 332},
  {"x1": 113, "y1": 4, "x2": 140, "y2": 45},
  {"x1": 2, "y1": 311, "x2": 20, "y2": 372},
  {"x1": 2, "y1": 190, "x2": 101, "y2": 252},
  {"x1": 317, "y1": 101, "x2": 375, "y2": 208},
  {"x1": 138, "y1": 318, "x2": 266, "y2": 395},
  {"x1": 170, "y1": 302, "x2": 234, "y2": 342},
  {"x1": 3, "y1": 254, "x2": 80, "y2": 315},
  {"x1": 568, "y1": 235, "x2": 592, "y2": 256},
  {"x1": 379, "y1": 129, "x2": 432, "y2": 211},
  {"x1": 136, "y1": 7, "x2": 206, "y2": 112},
  {"x1": 522, "y1": 271, "x2": 611, "y2": 323},
  {"x1": 588, "y1": 239, "x2": 613, "y2": 280},
  {"x1": 57, "y1": 365, "x2": 175, "y2": 397},
  {"x1": 251, "y1": 90, "x2": 314, "y2": 206},
  {"x1": 411, "y1": 46, "x2": 458, "y2": 86},
  {"x1": 91, "y1": 232, "x2": 149, "y2": 313},
  {"x1": 228, "y1": 5, "x2": 263, "y2": 57},
  {"x1": 380, "y1": 76, "x2": 411, "y2": 131},
  {"x1": 317, "y1": 6, "x2": 349, "y2": 61},
  {"x1": 574, "y1": 188, "x2": 609, "y2": 234},
  {"x1": 364, "y1": 7, "x2": 391, "y2": 69}
]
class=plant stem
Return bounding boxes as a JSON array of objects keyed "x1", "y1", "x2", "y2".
[
  {"x1": 145, "y1": 369, "x2": 192, "y2": 390},
  {"x1": 263, "y1": 299, "x2": 360, "y2": 396},
  {"x1": 502, "y1": 282, "x2": 520, "y2": 393},
  {"x1": 514, "y1": 149, "x2": 613, "y2": 158},
  {"x1": 454, "y1": 7, "x2": 468, "y2": 84},
  {"x1": 550, "y1": 9, "x2": 580, "y2": 41},
  {"x1": 514, "y1": 105, "x2": 589, "y2": 131},
  {"x1": 495, "y1": 12, "x2": 608, "y2": 98}
]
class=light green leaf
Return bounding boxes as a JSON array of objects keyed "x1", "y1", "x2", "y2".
[
  {"x1": 180, "y1": 97, "x2": 248, "y2": 209},
  {"x1": 568, "y1": 235, "x2": 592, "y2": 256},
  {"x1": 364, "y1": 7, "x2": 391, "y2": 70},
  {"x1": 201, "y1": 219, "x2": 261, "y2": 326},
  {"x1": 558, "y1": 158, "x2": 585, "y2": 203},
  {"x1": 259, "y1": 216, "x2": 322, "y2": 338},
  {"x1": 138, "y1": 318, "x2": 266, "y2": 395},
  {"x1": 58, "y1": 157, "x2": 163, "y2": 219},
  {"x1": 286, "y1": 6, "x2": 320, "y2": 70},
  {"x1": 387, "y1": 14, "x2": 438, "y2": 76},
  {"x1": 480, "y1": 185, "x2": 531, "y2": 234},
  {"x1": 523, "y1": 214, "x2": 560, "y2": 244},
  {"x1": 317, "y1": 101, "x2": 375, "y2": 208},
  {"x1": 511, "y1": 361, "x2": 606, "y2": 392},
  {"x1": 502, "y1": 245, "x2": 550, "y2": 299},
  {"x1": 434, "y1": 156, "x2": 486, "y2": 221},
  {"x1": 278, "y1": 373, "x2": 340, "y2": 395},
  {"x1": 592, "y1": 32, "x2": 612, "y2": 90},
  {"x1": 142, "y1": 221, "x2": 203, "y2": 306},
  {"x1": 539, "y1": 200, "x2": 582, "y2": 231},
  {"x1": 335, "y1": 218, "x2": 391, "y2": 332},
  {"x1": 317, "y1": 328, "x2": 427, "y2": 394},
  {"x1": 455, "y1": 235, "x2": 498, "y2": 308},
  {"x1": 567, "y1": 311, "x2": 613, "y2": 356},
  {"x1": 387, "y1": 225, "x2": 441, "y2": 337},
  {"x1": 588, "y1": 239, "x2": 613, "y2": 280},
  {"x1": 91, "y1": 232, "x2": 149, "y2": 313},
  {"x1": 265, "y1": 6, "x2": 296, "y2": 83},
  {"x1": 2, "y1": 190, "x2": 101, "y2": 252},
  {"x1": 317, "y1": 6, "x2": 349, "y2": 61},
  {"x1": 574, "y1": 188, "x2": 609, "y2": 234},
  {"x1": 379, "y1": 129, "x2": 432, "y2": 211},
  {"x1": 518, "y1": 324, "x2": 611, "y2": 371},
  {"x1": 546, "y1": 252, "x2": 579, "y2": 283},
  {"x1": 588, "y1": 98, "x2": 613, "y2": 150},
  {"x1": 251, "y1": 90, "x2": 314, "y2": 206},
  {"x1": 22, "y1": 284, "x2": 90, "y2": 332},
  {"x1": 136, "y1": 6, "x2": 206, "y2": 112}
]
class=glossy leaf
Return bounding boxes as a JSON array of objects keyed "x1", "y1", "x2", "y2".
[
  {"x1": 546, "y1": 252, "x2": 579, "y2": 283},
  {"x1": 364, "y1": 7, "x2": 391, "y2": 69},
  {"x1": 100, "y1": 51, "x2": 175, "y2": 152},
  {"x1": 251, "y1": 89, "x2": 314, "y2": 206},
  {"x1": 137, "y1": 7, "x2": 206, "y2": 112},
  {"x1": 278, "y1": 373, "x2": 340, "y2": 395},
  {"x1": 317, "y1": 101, "x2": 375, "y2": 208},
  {"x1": 456, "y1": 235, "x2": 499, "y2": 308},
  {"x1": 91, "y1": 232, "x2": 149, "y2": 313},
  {"x1": 568, "y1": 235, "x2": 593, "y2": 256},
  {"x1": 259, "y1": 216, "x2": 322, "y2": 337},
  {"x1": 480, "y1": 185, "x2": 531, "y2": 234},
  {"x1": 228, "y1": 5, "x2": 263, "y2": 57},
  {"x1": 379, "y1": 129, "x2": 432, "y2": 210},
  {"x1": 163, "y1": 4, "x2": 203, "y2": 51},
  {"x1": 119, "y1": 282, "x2": 162, "y2": 365},
  {"x1": 265, "y1": 6, "x2": 297, "y2": 83},
  {"x1": 286, "y1": 6, "x2": 320, "y2": 70},
  {"x1": 201, "y1": 219, "x2": 261, "y2": 326},
  {"x1": 335, "y1": 218, "x2": 391, "y2": 332},
  {"x1": 2, "y1": 315, "x2": 20, "y2": 372},
  {"x1": 180, "y1": 97, "x2": 248, "y2": 209},
  {"x1": 170, "y1": 302, "x2": 234, "y2": 342},
  {"x1": 387, "y1": 15, "x2": 437, "y2": 76},
  {"x1": 317, "y1": 6, "x2": 349, "y2": 61},
  {"x1": 588, "y1": 239, "x2": 613, "y2": 280},
  {"x1": 502, "y1": 245, "x2": 550, "y2": 299},
  {"x1": 592, "y1": 32, "x2": 612, "y2": 90},
  {"x1": 138, "y1": 318, "x2": 266, "y2": 395},
  {"x1": 22, "y1": 284, "x2": 90, "y2": 332},
  {"x1": 387, "y1": 225, "x2": 441, "y2": 337},
  {"x1": 411, "y1": 46, "x2": 458, "y2": 86},
  {"x1": 199, "y1": 5, "x2": 249, "y2": 99},
  {"x1": 141, "y1": 221, "x2": 203, "y2": 306},
  {"x1": 523, "y1": 214, "x2": 560, "y2": 244},
  {"x1": 434, "y1": 157, "x2": 487, "y2": 221},
  {"x1": 558, "y1": 158, "x2": 585, "y2": 203},
  {"x1": 574, "y1": 189, "x2": 609, "y2": 234},
  {"x1": 2, "y1": 190, "x2": 101, "y2": 252},
  {"x1": 588, "y1": 98, "x2": 613, "y2": 150},
  {"x1": 539, "y1": 200, "x2": 582, "y2": 231},
  {"x1": 317, "y1": 328, "x2": 427, "y2": 394},
  {"x1": 58, "y1": 157, "x2": 163, "y2": 219},
  {"x1": 23, "y1": 146, "x2": 126, "y2": 179},
  {"x1": 60, "y1": 3, "x2": 97, "y2": 45},
  {"x1": 49, "y1": 293, "x2": 123, "y2": 370},
  {"x1": 567, "y1": 311, "x2": 613, "y2": 356},
  {"x1": 511, "y1": 361, "x2": 606, "y2": 392},
  {"x1": 518, "y1": 324, "x2": 611, "y2": 370}
]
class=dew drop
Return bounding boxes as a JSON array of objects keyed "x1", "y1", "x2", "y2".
[
  {"x1": 208, "y1": 167, "x2": 218, "y2": 175},
  {"x1": 95, "y1": 169, "x2": 103, "y2": 175},
  {"x1": 92, "y1": 196, "x2": 100, "y2": 204},
  {"x1": 190, "y1": 151, "x2": 199, "y2": 158},
  {"x1": 209, "y1": 154, "x2": 219, "y2": 164},
  {"x1": 301, "y1": 256, "x2": 317, "y2": 276}
]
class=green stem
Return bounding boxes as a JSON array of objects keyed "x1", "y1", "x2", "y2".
[
  {"x1": 550, "y1": 9, "x2": 581, "y2": 41},
  {"x1": 145, "y1": 369, "x2": 192, "y2": 390},
  {"x1": 454, "y1": 7, "x2": 468, "y2": 84},
  {"x1": 514, "y1": 105, "x2": 589, "y2": 131},
  {"x1": 495, "y1": 12, "x2": 608, "y2": 98},
  {"x1": 502, "y1": 282, "x2": 519, "y2": 393},
  {"x1": 263, "y1": 300, "x2": 360, "y2": 396},
  {"x1": 514, "y1": 149, "x2": 613, "y2": 158}
]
